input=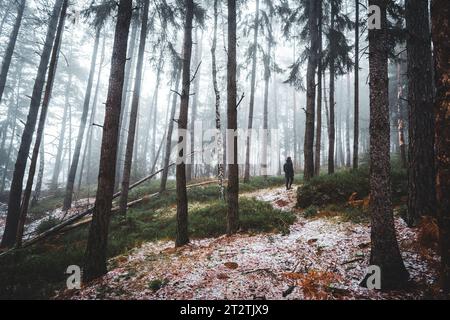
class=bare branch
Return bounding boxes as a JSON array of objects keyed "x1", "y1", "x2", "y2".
[
  {"x1": 236, "y1": 92, "x2": 245, "y2": 109},
  {"x1": 170, "y1": 89, "x2": 182, "y2": 97},
  {"x1": 190, "y1": 61, "x2": 202, "y2": 83}
]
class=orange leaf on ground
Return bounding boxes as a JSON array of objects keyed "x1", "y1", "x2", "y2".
[{"x1": 282, "y1": 272, "x2": 304, "y2": 280}]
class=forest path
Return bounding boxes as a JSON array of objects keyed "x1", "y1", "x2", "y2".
[
  {"x1": 59, "y1": 185, "x2": 438, "y2": 300},
  {"x1": 240, "y1": 185, "x2": 298, "y2": 212}
]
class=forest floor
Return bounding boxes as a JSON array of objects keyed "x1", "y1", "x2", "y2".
[{"x1": 56, "y1": 186, "x2": 444, "y2": 300}]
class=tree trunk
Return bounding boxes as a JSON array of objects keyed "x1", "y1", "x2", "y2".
[
  {"x1": 175, "y1": 0, "x2": 194, "y2": 247},
  {"x1": 353, "y1": 0, "x2": 359, "y2": 170},
  {"x1": 1, "y1": 0, "x2": 63, "y2": 249},
  {"x1": 272, "y1": 77, "x2": 281, "y2": 176},
  {"x1": 188, "y1": 29, "x2": 203, "y2": 182},
  {"x1": 293, "y1": 89, "x2": 297, "y2": 166},
  {"x1": 367, "y1": 0, "x2": 409, "y2": 290},
  {"x1": 314, "y1": 0, "x2": 323, "y2": 176},
  {"x1": 328, "y1": 4, "x2": 336, "y2": 175},
  {"x1": 243, "y1": 0, "x2": 259, "y2": 183},
  {"x1": 158, "y1": 90, "x2": 173, "y2": 175},
  {"x1": 211, "y1": 0, "x2": 224, "y2": 199},
  {"x1": 77, "y1": 36, "x2": 106, "y2": 192},
  {"x1": 0, "y1": 0, "x2": 26, "y2": 105},
  {"x1": 160, "y1": 65, "x2": 181, "y2": 193},
  {"x1": 227, "y1": 0, "x2": 239, "y2": 235},
  {"x1": 346, "y1": 73, "x2": 351, "y2": 167},
  {"x1": 1, "y1": 72, "x2": 21, "y2": 193},
  {"x1": 323, "y1": 70, "x2": 330, "y2": 140},
  {"x1": 337, "y1": 108, "x2": 344, "y2": 167},
  {"x1": 0, "y1": 3, "x2": 13, "y2": 37},
  {"x1": 119, "y1": 0, "x2": 149, "y2": 216},
  {"x1": 151, "y1": 51, "x2": 165, "y2": 168},
  {"x1": 293, "y1": 39, "x2": 298, "y2": 169},
  {"x1": 431, "y1": 0, "x2": 450, "y2": 293},
  {"x1": 304, "y1": 0, "x2": 319, "y2": 180},
  {"x1": 0, "y1": 121, "x2": 16, "y2": 193},
  {"x1": 262, "y1": 14, "x2": 272, "y2": 178},
  {"x1": 31, "y1": 141, "x2": 45, "y2": 207},
  {"x1": 406, "y1": 0, "x2": 436, "y2": 226},
  {"x1": 67, "y1": 97, "x2": 72, "y2": 180},
  {"x1": 50, "y1": 72, "x2": 72, "y2": 191},
  {"x1": 83, "y1": 36, "x2": 106, "y2": 190},
  {"x1": 83, "y1": 0, "x2": 132, "y2": 282},
  {"x1": 115, "y1": 16, "x2": 139, "y2": 189},
  {"x1": 150, "y1": 132, "x2": 165, "y2": 174},
  {"x1": 0, "y1": 77, "x2": 17, "y2": 170},
  {"x1": 143, "y1": 45, "x2": 165, "y2": 172},
  {"x1": 63, "y1": 26, "x2": 102, "y2": 210},
  {"x1": 396, "y1": 61, "x2": 407, "y2": 168},
  {"x1": 16, "y1": 0, "x2": 68, "y2": 247}
]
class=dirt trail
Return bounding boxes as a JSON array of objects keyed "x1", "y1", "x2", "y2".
[
  {"x1": 241, "y1": 186, "x2": 298, "y2": 211},
  {"x1": 59, "y1": 186, "x2": 440, "y2": 300}
]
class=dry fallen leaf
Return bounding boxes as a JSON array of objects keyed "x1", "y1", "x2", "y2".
[
  {"x1": 282, "y1": 272, "x2": 304, "y2": 280},
  {"x1": 224, "y1": 262, "x2": 239, "y2": 270},
  {"x1": 162, "y1": 247, "x2": 178, "y2": 254},
  {"x1": 275, "y1": 199, "x2": 289, "y2": 207}
]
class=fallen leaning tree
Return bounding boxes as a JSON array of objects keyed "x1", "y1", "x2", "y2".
[
  {"x1": 0, "y1": 147, "x2": 222, "y2": 257},
  {"x1": 0, "y1": 163, "x2": 175, "y2": 257},
  {"x1": 60, "y1": 179, "x2": 222, "y2": 232}
]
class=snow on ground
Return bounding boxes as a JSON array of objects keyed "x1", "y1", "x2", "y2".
[{"x1": 57, "y1": 187, "x2": 442, "y2": 300}]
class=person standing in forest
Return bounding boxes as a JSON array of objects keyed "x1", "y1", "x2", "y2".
[{"x1": 283, "y1": 157, "x2": 294, "y2": 190}]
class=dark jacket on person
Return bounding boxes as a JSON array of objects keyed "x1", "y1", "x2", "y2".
[{"x1": 283, "y1": 159, "x2": 294, "y2": 177}]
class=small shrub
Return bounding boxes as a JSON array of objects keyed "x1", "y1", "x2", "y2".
[
  {"x1": 418, "y1": 216, "x2": 439, "y2": 249},
  {"x1": 239, "y1": 198, "x2": 295, "y2": 235},
  {"x1": 303, "y1": 206, "x2": 318, "y2": 218},
  {"x1": 148, "y1": 278, "x2": 169, "y2": 292},
  {"x1": 296, "y1": 163, "x2": 407, "y2": 209},
  {"x1": 297, "y1": 169, "x2": 369, "y2": 209},
  {"x1": 342, "y1": 207, "x2": 369, "y2": 224},
  {"x1": 323, "y1": 204, "x2": 343, "y2": 212},
  {"x1": 35, "y1": 217, "x2": 62, "y2": 234},
  {"x1": 188, "y1": 198, "x2": 296, "y2": 237}
]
